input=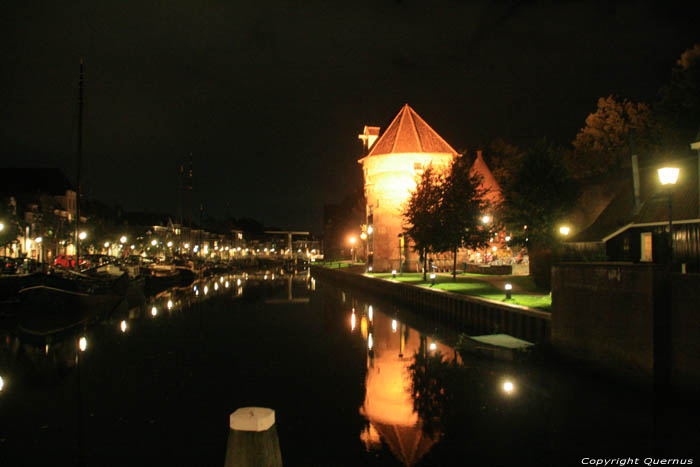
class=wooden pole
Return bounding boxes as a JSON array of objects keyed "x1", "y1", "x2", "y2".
[{"x1": 224, "y1": 407, "x2": 282, "y2": 467}]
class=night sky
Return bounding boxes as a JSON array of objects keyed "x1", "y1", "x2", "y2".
[{"x1": 2, "y1": 1, "x2": 698, "y2": 233}]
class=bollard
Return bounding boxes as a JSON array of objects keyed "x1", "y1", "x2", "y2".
[{"x1": 224, "y1": 407, "x2": 282, "y2": 467}]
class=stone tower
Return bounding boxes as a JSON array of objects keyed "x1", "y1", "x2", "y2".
[{"x1": 358, "y1": 104, "x2": 458, "y2": 272}]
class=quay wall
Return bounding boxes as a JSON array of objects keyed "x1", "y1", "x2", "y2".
[
  {"x1": 311, "y1": 266, "x2": 551, "y2": 344},
  {"x1": 552, "y1": 262, "x2": 700, "y2": 393}
]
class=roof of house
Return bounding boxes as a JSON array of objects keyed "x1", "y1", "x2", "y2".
[
  {"x1": 364, "y1": 104, "x2": 458, "y2": 158},
  {"x1": 569, "y1": 156, "x2": 699, "y2": 243},
  {"x1": 470, "y1": 151, "x2": 502, "y2": 204},
  {"x1": 0, "y1": 168, "x2": 74, "y2": 196}
]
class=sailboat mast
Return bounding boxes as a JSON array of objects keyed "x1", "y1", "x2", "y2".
[{"x1": 75, "y1": 58, "x2": 84, "y2": 271}]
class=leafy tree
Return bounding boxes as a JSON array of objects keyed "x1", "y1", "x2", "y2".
[
  {"x1": 568, "y1": 95, "x2": 657, "y2": 177},
  {"x1": 439, "y1": 155, "x2": 491, "y2": 280},
  {"x1": 499, "y1": 139, "x2": 579, "y2": 252},
  {"x1": 481, "y1": 139, "x2": 525, "y2": 187},
  {"x1": 656, "y1": 44, "x2": 700, "y2": 151},
  {"x1": 403, "y1": 165, "x2": 444, "y2": 280},
  {"x1": 0, "y1": 198, "x2": 22, "y2": 250}
]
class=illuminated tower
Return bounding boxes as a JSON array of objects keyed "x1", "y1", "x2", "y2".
[{"x1": 358, "y1": 104, "x2": 458, "y2": 271}]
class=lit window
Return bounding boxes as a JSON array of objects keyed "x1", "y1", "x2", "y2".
[{"x1": 640, "y1": 232, "x2": 652, "y2": 262}]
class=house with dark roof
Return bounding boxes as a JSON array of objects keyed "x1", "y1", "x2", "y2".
[{"x1": 567, "y1": 137, "x2": 700, "y2": 272}]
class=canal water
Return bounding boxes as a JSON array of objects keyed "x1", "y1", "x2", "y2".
[{"x1": 1, "y1": 270, "x2": 698, "y2": 466}]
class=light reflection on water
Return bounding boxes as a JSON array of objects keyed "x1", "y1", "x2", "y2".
[
  {"x1": 1, "y1": 271, "x2": 695, "y2": 465},
  {"x1": 352, "y1": 299, "x2": 454, "y2": 465}
]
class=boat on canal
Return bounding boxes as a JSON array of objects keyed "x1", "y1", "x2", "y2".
[{"x1": 17, "y1": 270, "x2": 128, "y2": 336}]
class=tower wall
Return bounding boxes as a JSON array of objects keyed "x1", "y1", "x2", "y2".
[{"x1": 361, "y1": 153, "x2": 452, "y2": 272}]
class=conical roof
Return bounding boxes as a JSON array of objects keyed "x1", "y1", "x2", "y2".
[{"x1": 366, "y1": 104, "x2": 458, "y2": 157}]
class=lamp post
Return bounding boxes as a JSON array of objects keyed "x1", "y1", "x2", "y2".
[
  {"x1": 658, "y1": 167, "x2": 680, "y2": 269},
  {"x1": 349, "y1": 236, "x2": 356, "y2": 263}
]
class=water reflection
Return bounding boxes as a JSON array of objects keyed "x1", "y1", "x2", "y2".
[
  {"x1": 0, "y1": 271, "x2": 291, "y2": 395},
  {"x1": 353, "y1": 301, "x2": 455, "y2": 465}
]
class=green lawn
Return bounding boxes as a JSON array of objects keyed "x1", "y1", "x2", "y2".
[{"x1": 369, "y1": 272, "x2": 551, "y2": 311}]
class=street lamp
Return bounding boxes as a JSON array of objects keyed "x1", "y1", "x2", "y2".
[
  {"x1": 349, "y1": 236, "x2": 356, "y2": 262},
  {"x1": 658, "y1": 167, "x2": 680, "y2": 268}
]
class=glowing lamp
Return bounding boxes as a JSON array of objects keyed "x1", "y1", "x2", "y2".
[
  {"x1": 104, "y1": 241, "x2": 109, "y2": 248},
  {"x1": 392, "y1": 319, "x2": 397, "y2": 332},
  {"x1": 349, "y1": 237, "x2": 356, "y2": 245},
  {"x1": 658, "y1": 167, "x2": 680, "y2": 185},
  {"x1": 482, "y1": 215, "x2": 491, "y2": 224},
  {"x1": 505, "y1": 236, "x2": 511, "y2": 241},
  {"x1": 492, "y1": 246, "x2": 497, "y2": 252},
  {"x1": 151, "y1": 239, "x2": 157, "y2": 246},
  {"x1": 151, "y1": 306, "x2": 158, "y2": 316},
  {"x1": 120, "y1": 320, "x2": 127, "y2": 333},
  {"x1": 392, "y1": 269, "x2": 397, "y2": 278},
  {"x1": 120, "y1": 236, "x2": 127, "y2": 244},
  {"x1": 559, "y1": 226, "x2": 571, "y2": 236},
  {"x1": 79, "y1": 232, "x2": 87, "y2": 240},
  {"x1": 505, "y1": 283, "x2": 512, "y2": 299},
  {"x1": 0, "y1": 375, "x2": 4, "y2": 392},
  {"x1": 360, "y1": 232, "x2": 367, "y2": 240},
  {"x1": 0, "y1": 223, "x2": 4, "y2": 231},
  {"x1": 35, "y1": 237, "x2": 43, "y2": 244},
  {"x1": 79, "y1": 337, "x2": 87, "y2": 352},
  {"x1": 503, "y1": 381, "x2": 514, "y2": 393},
  {"x1": 367, "y1": 226, "x2": 373, "y2": 234},
  {"x1": 167, "y1": 300, "x2": 173, "y2": 310},
  {"x1": 167, "y1": 241, "x2": 173, "y2": 247},
  {"x1": 430, "y1": 272, "x2": 436, "y2": 285},
  {"x1": 429, "y1": 342, "x2": 437, "y2": 351}
]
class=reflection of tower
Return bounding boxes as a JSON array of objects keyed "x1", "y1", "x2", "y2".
[{"x1": 359, "y1": 305, "x2": 444, "y2": 465}]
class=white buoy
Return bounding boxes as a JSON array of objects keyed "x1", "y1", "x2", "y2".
[{"x1": 224, "y1": 407, "x2": 282, "y2": 467}]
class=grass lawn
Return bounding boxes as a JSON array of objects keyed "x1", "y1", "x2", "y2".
[{"x1": 369, "y1": 272, "x2": 551, "y2": 311}]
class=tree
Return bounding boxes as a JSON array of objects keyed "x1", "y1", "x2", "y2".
[
  {"x1": 439, "y1": 155, "x2": 491, "y2": 280},
  {"x1": 0, "y1": 198, "x2": 21, "y2": 251},
  {"x1": 403, "y1": 165, "x2": 444, "y2": 280},
  {"x1": 568, "y1": 95, "x2": 657, "y2": 177},
  {"x1": 656, "y1": 44, "x2": 700, "y2": 152},
  {"x1": 498, "y1": 140, "x2": 579, "y2": 287}
]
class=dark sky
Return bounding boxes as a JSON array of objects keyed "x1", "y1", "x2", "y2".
[{"x1": 2, "y1": 1, "x2": 698, "y2": 233}]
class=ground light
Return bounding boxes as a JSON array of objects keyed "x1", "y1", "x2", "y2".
[
  {"x1": 505, "y1": 283, "x2": 513, "y2": 300},
  {"x1": 430, "y1": 273, "x2": 436, "y2": 286},
  {"x1": 392, "y1": 270, "x2": 397, "y2": 279}
]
